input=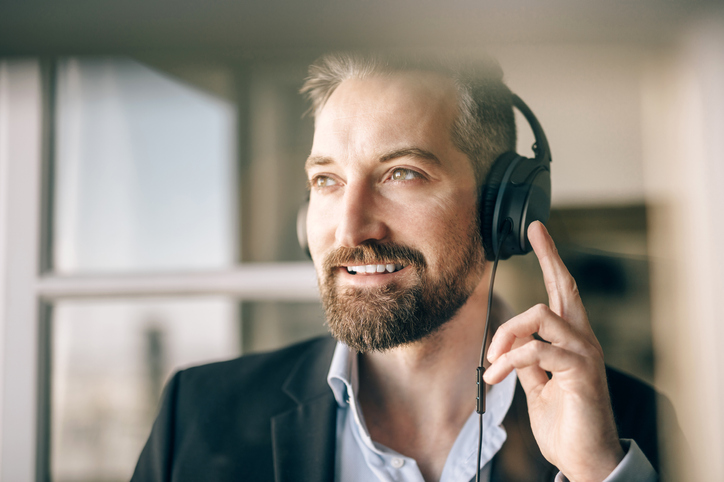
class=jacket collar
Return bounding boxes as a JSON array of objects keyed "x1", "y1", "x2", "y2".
[
  {"x1": 272, "y1": 336, "x2": 338, "y2": 482},
  {"x1": 281, "y1": 336, "x2": 337, "y2": 404}
]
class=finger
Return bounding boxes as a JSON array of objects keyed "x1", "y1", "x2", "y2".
[
  {"x1": 516, "y1": 362, "x2": 551, "y2": 396},
  {"x1": 483, "y1": 339, "x2": 582, "y2": 389},
  {"x1": 508, "y1": 336, "x2": 550, "y2": 393},
  {"x1": 487, "y1": 303, "x2": 585, "y2": 362},
  {"x1": 528, "y1": 221, "x2": 587, "y2": 325},
  {"x1": 484, "y1": 335, "x2": 550, "y2": 391}
]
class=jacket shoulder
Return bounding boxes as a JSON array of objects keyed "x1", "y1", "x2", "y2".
[
  {"x1": 131, "y1": 335, "x2": 337, "y2": 482},
  {"x1": 177, "y1": 335, "x2": 335, "y2": 394}
]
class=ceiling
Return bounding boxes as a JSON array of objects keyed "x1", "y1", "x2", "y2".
[{"x1": 0, "y1": 0, "x2": 720, "y2": 57}]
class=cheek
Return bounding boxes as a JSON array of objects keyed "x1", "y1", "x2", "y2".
[
  {"x1": 407, "y1": 191, "x2": 480, "y2": 264},
  {"x1": 409, "y1": 188, "x2": 477, "y2": 233},
  {"x1": 305, "y1": 201, "x2": 335, "y2": 261}
]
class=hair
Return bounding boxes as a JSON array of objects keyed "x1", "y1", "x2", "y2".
[{"x1": 300, "y1": 52, "x2": 517, "y2": 185}]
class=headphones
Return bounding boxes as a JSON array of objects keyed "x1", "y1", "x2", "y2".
[{"x1": 297, "y1": 94, "x2": 551, "y2": 261}]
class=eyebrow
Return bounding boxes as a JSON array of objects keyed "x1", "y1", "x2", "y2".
[
  {"x1": 379, "y1": 147, "x2": 441, "y2": 166},
  {"x1": 305, "y1": 147, "x2": 441, "y2": 171},
  {"x1": 305, "y1": 155, "x2": 333, "y2": 171}
]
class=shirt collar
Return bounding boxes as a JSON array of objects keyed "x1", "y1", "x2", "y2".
[
  {"x1": 327, "y1": 340, "x2": 357, "y2": 407},
  {"x1": 327, "y1": 341, "x2": 516, "y2": 421}
]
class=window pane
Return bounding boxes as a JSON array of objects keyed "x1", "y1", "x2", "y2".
[
  {"x1": 240, "y1": 300, "x2": 327, "y2": 354},
  {"x1": 51, "y1": 297, "x2": 240, "y2": 482},
  {"x1": 53, "y1": 58, "x2": 237, "y2": 273},
  {"x1": 243, "y1": 63, "x2": 314, "y2": 262}
]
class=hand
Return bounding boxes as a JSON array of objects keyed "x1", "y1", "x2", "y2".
[{"x1": 483, "y1": 221, "x2": 625, "y2": 482}]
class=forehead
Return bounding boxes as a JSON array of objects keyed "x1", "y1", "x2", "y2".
[{"x1": 310, "y1": 71, "x2": 460, "y2": 164}]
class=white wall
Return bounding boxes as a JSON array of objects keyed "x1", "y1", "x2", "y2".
[
  {"x1": 641, "y1": 13, "x2": 724, "y2": 481},
  {"x1": 493, "y1": 44, "x2": 648, "y2": 207}
]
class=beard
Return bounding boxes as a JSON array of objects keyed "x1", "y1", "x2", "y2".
[{"x1": 318, "y1": 220, "x2": 485, "y2": 353}]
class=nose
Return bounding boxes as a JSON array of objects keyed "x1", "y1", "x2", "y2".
[{"x1": 335, "y1": 183, "x2": 389, "y2": 247}]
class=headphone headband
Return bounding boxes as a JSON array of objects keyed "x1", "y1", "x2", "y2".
[
  {"x1": 481, "y1": 94, "x2": 552, "y2": 261},
  {"x1": 512, "y1": 94, "x2": 551, "y2": 168}
]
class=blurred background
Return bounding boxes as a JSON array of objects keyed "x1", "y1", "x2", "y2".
[{"x1": 1, "y1": 1, "x2": 723, "y2": 481}]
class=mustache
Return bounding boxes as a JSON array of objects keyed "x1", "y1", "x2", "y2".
[{"x1": 322, "y1": 243, "x2": 426, "y2": 272}]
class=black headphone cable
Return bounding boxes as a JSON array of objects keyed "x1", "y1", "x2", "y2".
[{"x1": 475, "y1": 219, "x2": 512, "y2": 482}]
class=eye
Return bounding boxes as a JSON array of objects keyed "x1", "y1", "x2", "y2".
[
  {"x1": 390, "y1": 168, "x2": 422, "y2": 181},
  {"x1": 312, "y1": 175, "x2": 338, "y2": 189}
]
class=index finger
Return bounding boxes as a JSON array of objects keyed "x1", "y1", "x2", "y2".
[{"x1": 528, "y1": 221, "x2": 587, "y2": 325}]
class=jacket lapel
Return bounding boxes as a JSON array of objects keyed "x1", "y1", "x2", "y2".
[{"x1": 271, "y1": 337, "x2": 338, "y2": 482}]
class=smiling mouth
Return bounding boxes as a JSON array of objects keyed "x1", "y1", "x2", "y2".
[{"x1": 345, "y1": 263, "x2": 405, "y2": 275}]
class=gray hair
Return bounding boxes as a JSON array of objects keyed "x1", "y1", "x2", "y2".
[{"x1": 300, "y1": 52, "x2": 517, "y2": 185}]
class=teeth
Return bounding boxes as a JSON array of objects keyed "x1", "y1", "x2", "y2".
[{"x1": 346, "y1": 263, "x2": 405, "y2": 274}]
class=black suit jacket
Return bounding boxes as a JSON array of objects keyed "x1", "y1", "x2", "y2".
[{"x1": 131, "y1": 336, "x2": 666, "y2": 482}]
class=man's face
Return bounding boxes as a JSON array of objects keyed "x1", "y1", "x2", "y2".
[{"x1": 305, "y1": 71, "x2": 486, "y2": 352}]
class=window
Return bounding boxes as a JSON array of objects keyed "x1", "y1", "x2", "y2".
[{"x1": 0, "y1": 57, "x2": 322, "y2": 481}]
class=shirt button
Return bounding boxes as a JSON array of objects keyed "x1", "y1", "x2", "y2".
[{"x1": 390, "y1": 458, "x2": 405, "y2": 469}]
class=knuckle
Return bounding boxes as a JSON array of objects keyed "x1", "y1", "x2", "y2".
[
  {"x1": 580, "y1": 343, "x2": 605, "y2": 365},
  {"x1": 561, "y1": 276, "x2": 579, "y2": 297},
  {"x1": 589, "y1": 340, "x2": 605, "y2": 359},
  {"x1": 580, "y1": 355, "x2": 601, "y2": 374},
  {"x1": 525, "y1": 339, "x2": 546, "y2": 355},
  {"x1": 497, "y1": 351, "x2": 509, "y2": 365},
  {"x1": 595, "y1": 344, "x2": 604, "y2": 358},
  {"x1": 544, "y1": 278, "x2": 558, "y2": 295},
  {"x1": 496, "y1": 321, "x2": 511, "y2": 337},
  {"x1": 532, "y1": 303, "x2": 550, "y2": 317},
  {"x1": 579, "y1": 345, "x2": 598, "y2": 360}
]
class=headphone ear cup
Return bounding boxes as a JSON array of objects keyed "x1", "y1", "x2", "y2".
[
  {"x1": 480, "y1": 152, "x2": 519, "y2": 261},
  {"x1": 297, "y1": 201, "x2": 311, "y2": 258}
]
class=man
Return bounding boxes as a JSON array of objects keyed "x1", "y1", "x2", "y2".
[{"x1": 132, "y1": 54, "x2": 663, "y2": 481}]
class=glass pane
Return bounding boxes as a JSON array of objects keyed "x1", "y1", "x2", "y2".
[
  {"x1": 50, "y1": 298, "x2": 329, "y2": 482},
  {"x1": 240, "y1": 300, "x2": 327, "y2": 354},
  {"x1": 53, "y1": 58, "x2": 237, "y2": 273},
  {"x1": 51, "y1": 297, "x2": 239, "y2": 482},
  {"x1": 243, "y1": 64, "x2": 314, "y2": 262}
]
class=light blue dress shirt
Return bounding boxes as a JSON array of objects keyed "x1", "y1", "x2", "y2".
[
  {"x1": 327, "y1": 342, "x2": 516, "y2": 482},
  {"x1": 327, "y1": 342, "x2": 658, "y2": 482}
]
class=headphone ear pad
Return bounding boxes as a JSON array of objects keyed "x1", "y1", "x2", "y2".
[
  {"x1": 480, "y1": 152, "x2": 519, "y2": 261},
  {"x1": 297, "y1": 200, "x2": 311, "y2": 258}
]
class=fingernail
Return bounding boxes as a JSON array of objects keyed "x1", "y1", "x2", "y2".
[
  {"x1": 487, "y1": 337, "x2": 500, "y2": 361},
  {"x1": 487, "y1": 348, "x2": 497, "y2": 363}
]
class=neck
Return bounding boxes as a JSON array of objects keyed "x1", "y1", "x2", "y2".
[
  {"x1": 358, "y1": 268, "x2": 492, "y2": 416},
  {"x1": 356, "y1": 265, "x2": 495, "y2": 480}
]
